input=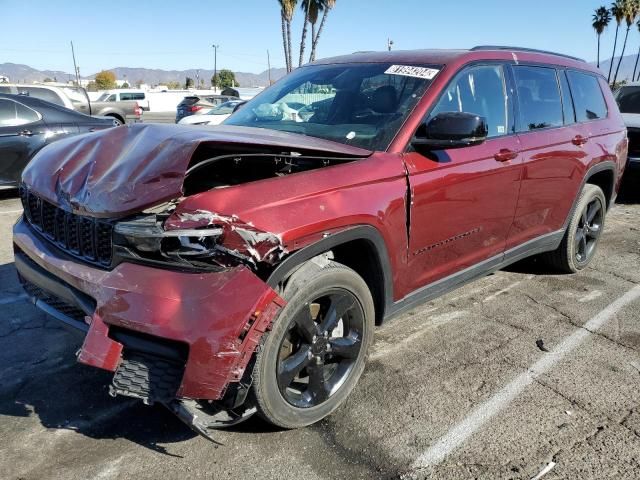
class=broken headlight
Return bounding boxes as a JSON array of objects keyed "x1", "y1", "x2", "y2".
[{"x1": 113, "y1": 215, "x2": 229, "y2": 270}]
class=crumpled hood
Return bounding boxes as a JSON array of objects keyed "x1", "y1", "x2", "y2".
[{"x1": 22, "y1": 123, "x2": 371, "y2": 217}]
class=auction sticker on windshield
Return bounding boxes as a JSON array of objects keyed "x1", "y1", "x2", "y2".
[{"x1": 385, "y1": 65, "x2": 440, "y2": 80}]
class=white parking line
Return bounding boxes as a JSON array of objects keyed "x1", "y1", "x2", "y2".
[
  {"x1": 407, "y1": 285, "x2": 640, "y2": 474},
  {"x1": 0, "y1": 294, "x2": 27, "y2": 305}
]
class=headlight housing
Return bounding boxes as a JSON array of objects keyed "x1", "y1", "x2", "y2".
[{"x1": 113, "y1": 214, "x2": 230, "y2": 270}]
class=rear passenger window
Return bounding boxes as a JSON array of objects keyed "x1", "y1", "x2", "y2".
[
  {"x1": 558, "y1": 70, "x2": 576, "y2": 124},
  {"x1": 513, "y1": 66, "x2": 563, "y2": 131},
  {"x1": 566, "y1": 71, "x2": 608, "y2": 121},
  {"x1": 120, "y1": 93, "x2": 132, "y2": 101},
  {"x1": 429, "y1": 64, "x2": 508, "y2": 138},
  {"x1": 0, "y1": 99, "x2": 41, "y2": 126}
]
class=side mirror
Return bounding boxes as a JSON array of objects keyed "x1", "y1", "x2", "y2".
[{"x1": 412, "y1": 112, "x2": 488, "y2": 149}]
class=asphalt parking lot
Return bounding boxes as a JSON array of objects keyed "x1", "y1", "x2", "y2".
[{"x1": 0, "y1": 175, "x2": 639, "y2": 480}]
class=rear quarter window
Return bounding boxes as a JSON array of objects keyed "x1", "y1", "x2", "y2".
[
  {"x1": 513, "y1": 66, "x2": 563, "y2": 131},
  {"x1": 21, "y1": 87, "x2": 64, "y2": 106},
  {"x1": 566, "y1": 71, "x2": 607, "y2": 122}
]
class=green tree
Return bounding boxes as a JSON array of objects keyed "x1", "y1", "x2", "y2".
[
  {"x1": 43, "y1": 77, "x2": 54, "y2": 83},
  {"x1": 94, "y1": 70, "x2": 117, "y2": 90},
  {"x1": 211, "y1": 69, "x2": 237, "y2": 88},
  {"x1": 166, "y1": 81, "x2": 181, "y2": 89},
  {"x1": 612, "y1": 0, "x2": 639, "y2": 85},
  {"x1": 309, "y1": 0, "x2": 335, "y2": 62},
  {"x1": 85, "y1": 81, "x2": 99, "y2": 92},
  {"x1": 593, "y1": 6, "x2": 612, "y2": 68},
  {"x1": 185, "y1": 77, "x2": 194, "y2": 89},
  {"x1": 120, "y1": 82, "x2": 130, "y2": 88}
]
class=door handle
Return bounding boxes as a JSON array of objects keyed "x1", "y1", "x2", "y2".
[
  {"x1": 19, "y1": 129, "x2": 34, "y2": 137},
  {"x1": 572, "y1": 135, "x2": 588, "y2": 146},
  {"x1": 494, "y1": 149, "x2": 518, "y2": 162}
]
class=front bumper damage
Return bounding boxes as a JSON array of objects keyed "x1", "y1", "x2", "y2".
[{"x1": 13, "y1": 217, "x2": 285, "y2": 439}]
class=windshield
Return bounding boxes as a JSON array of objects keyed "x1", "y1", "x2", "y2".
[
  {"x1": 96, "y1": 93, "x2": 110, "y2": 101},
  {"x1": 61, "y1": 86, "x2": 89, "y2": 105},
  {"x1": 615, "y1": 86, "x2": 640, "y2": 114},
  {"x1": 224, "y1": 62, "x2": 440, "y2": 150}
]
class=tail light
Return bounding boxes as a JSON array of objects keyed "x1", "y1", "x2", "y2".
[
  {"x1": 189, "y1": 105, "x2": 203, "y2": 113},
  {"x1": 134, "y1": 103, "x2": 142, "y2": 117}
]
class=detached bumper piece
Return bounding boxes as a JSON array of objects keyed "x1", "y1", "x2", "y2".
[{"x1": 110, "y1": 352, "x2": 185, "y2": 405}]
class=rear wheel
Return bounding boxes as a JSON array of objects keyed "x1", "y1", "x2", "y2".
[
  {"x1": 542, "y1": 184, "x2": 606, "y2": 272},
  {"x1": 252, "y1": 259, "x2": 374, "y2": 428}
]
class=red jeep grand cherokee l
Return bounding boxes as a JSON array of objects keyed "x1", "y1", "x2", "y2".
[{"x1": 13, "y1": 46, "x2": 627, "y2": 437}]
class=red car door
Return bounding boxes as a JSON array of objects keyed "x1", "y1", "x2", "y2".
[
  {"x1": 506, "y1": 66, "x2": 589, "y2": 248},
  {"x1": 404, "y1": 64, "x2": 522, "y2": 292}
]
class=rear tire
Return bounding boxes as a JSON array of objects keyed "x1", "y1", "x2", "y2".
[
  {"x1": 541, "y1": 184, "x2": 606, "y2": 273},
  {"x1": 252, "y1": 259, "x2": 374, "y2": 429}
]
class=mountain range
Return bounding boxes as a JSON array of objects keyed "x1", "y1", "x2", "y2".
[
  {"x1": 4, "y1": 51, "x2": 640, "y2": 89},
  {"x1": 0, "y1": 63, "x2": 287, "y2": 87}
]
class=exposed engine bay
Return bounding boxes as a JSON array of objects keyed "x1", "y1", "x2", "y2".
[{"x1": 183, "y1": 143, "x2": 364, "y2": 196}]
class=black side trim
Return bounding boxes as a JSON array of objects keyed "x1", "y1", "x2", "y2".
[
  {"x1": 266, "y1": 225, "x2": 394, "y2": 311},
  {"x1": 384, "y1": 229, "x2": 564, "y2": 321}
]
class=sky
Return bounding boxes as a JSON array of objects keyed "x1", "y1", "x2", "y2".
[{"x1": 0, "y1": 0, "x2": 631, "y2": 75}]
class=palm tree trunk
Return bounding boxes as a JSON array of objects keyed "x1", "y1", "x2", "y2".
[
  {"x1": 299, "y1": 0, "x2": 311, "y2": 67},
  {"x1": 281, "y1": 12, "x2": 290, "y2": 73},
  {"x1": 286, "y1": 20, "x2": 293, "y2": 72},
  {"x1": 310, "y1": 9, "x2": 330, "y2": 62},
  {"x1": 597, "y1": 34, "x2": 601, "y2": 68},
  {"x1": 613, "y1": 26, "x2": 631, "y2": 86},
  {"x1": 633, "y1": 44, "x2": 640, "y2": 81},
  {"x1": 609, "y1": 24, "x2": 620, "y2": 82},
  {"x1": 308, "y1": 23, "x2": 316, "y2": 62}
]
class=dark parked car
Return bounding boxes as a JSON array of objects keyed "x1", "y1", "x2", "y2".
[
  {"x1": 175, "y1": 94, "x2": 238, "y2": 122},
  {"x1": 13, "y1": 47, "x2": 627, "y2": 439},
  {"x1": 0, "y1": 94, "x2": 117, "y2": 189},
  {"x1": 614, "y1": 83, "x2": 640, "y2": 172}
]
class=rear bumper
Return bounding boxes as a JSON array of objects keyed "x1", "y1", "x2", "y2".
[{"x1": 13, "y1": 217, "x2": 285, "y2": 401}]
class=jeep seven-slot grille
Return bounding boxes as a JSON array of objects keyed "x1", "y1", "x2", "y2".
[{"x1": 20, "y1": 188, "x2": 113, "y2": 266}]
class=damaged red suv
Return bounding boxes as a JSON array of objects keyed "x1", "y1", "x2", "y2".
[{"x1": 13, "y1": 46, "x2": 627, "y2": 437}]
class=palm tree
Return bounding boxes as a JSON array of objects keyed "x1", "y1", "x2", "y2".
[
  {"x1": 593, "y1": 6, "x2": 612, "y2": 68},
  {"x1": 278, "y1": 0, "x2": 297, "y2": 72},
  {"x1": 309, "y1": 0, "x2": 336, "y2": 62},
  {"x1": 306, "y1": 0, "x2": 324, "y2": 62},
  {"x1": 633, "y1": 19, "x2": 640, "y2": 80},
  {"x1": 609, "y1": 0, "x2": 625, "y2": 82},
  {"x1": 613, "y1": 0, "x2": 640, "y2": 85},
  {"x1": 299, "y1": 0, "x2": 312, "y2": 67}
]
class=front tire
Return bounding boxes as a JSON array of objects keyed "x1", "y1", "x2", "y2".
[
  {"x1": 252, "y1": 259, "x2": 374, "y2": 429},
  {"x1": 542, "y1": 184, "x2": 606, "y2": 273}
]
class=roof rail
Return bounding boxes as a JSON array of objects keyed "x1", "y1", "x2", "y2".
[{"x1": 470, "y1": 45, "x2": 585, "y2": 63}]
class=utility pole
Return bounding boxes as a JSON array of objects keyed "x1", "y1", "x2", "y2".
[
  {"x1": 387, "y1": 38, "x2": 394, "y2": 51},
  {"x1": 70, "y1": 41, "x2": 80, "y2": 85},
  {"x1": 267, "y1": 49, "x2": 272, "y2": 85},
  {"x1": 212, "y1": 44, "x2": 219, "y2": 91}
]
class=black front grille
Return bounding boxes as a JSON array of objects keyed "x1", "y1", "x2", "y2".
[
  {"x1": 20, "y1": 188, "x2": 113, "y2": 267},
  {"x1": 22, "y1": 280, "x2": 88, "y2": 324}
]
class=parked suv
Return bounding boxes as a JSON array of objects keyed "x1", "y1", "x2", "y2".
[
  {"x1": 0, "y1": 83, "x2": 92, "y2": 115},
  {"x1": 12, "y1": 47, "x2": 627, "y2": 438},
  {"x1": 614, "y1": 83, "x2": 640, "y2": 172}
]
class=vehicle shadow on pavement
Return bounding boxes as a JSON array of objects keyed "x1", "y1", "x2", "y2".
[
  {"x1": 0, "y1": 260, "x2": 199, "y2": 456},
  {"x1": 0, "y1": 188, "x2": 18, "y2": 201}
]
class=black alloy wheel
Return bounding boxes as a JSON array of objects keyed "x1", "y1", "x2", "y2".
[
  {"x1": 276, "y1": 290, "x2": 364, "y2": 408},
  {"x1": 575, "y1": 196, "x2": 604, "y2": 264}
]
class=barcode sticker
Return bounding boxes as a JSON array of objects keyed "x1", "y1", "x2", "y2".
[{"x1": 385, "y1": 65, "x2": 440, "y2": 80}]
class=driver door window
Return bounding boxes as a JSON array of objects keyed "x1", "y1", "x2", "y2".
[{"x1": 429, "y1": 65, "x2": 509, "y2": 138}]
